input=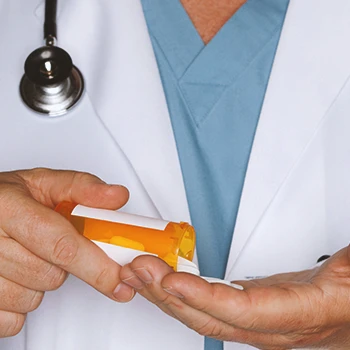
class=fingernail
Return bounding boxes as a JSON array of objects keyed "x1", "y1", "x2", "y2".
[
  {"x1": 122, "y1": 275, "x2": 145, "y2": 290},
  {"x1": 132, "y1": 268, "x2": 153, "y2": 284},
  {"x1": 163, "y1": 287, "x2": 184, "y2": 299},
  {"x1": 113, "y1": 283, "x2": 134, "y2": 302}
]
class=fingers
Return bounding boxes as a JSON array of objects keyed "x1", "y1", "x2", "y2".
[
  {"x1": 1, "y1": 195, "x2": 130, "y2": 300},
  {"x1": 161, "y1": 273, "x2": 265, "y2": 332},
  {"x1": 120, "y1": 255, "x2": 349, "y2": 349},
  {"x1": 0, "y1": 276, "x2": 44, "y2": 314},
  {"x1": 120, "y1": 255, "x2": 173, "y2": 302},
  {"x1": 16, "y1": 168, "x2": 129, "y2": 209},
  {"x1": 120, "y1": 256, "x2": 224, "y2": 327},
  {"x1": 0, "y1": 311, "x2": 26, "y2": 338},
  {"x1": 0, "y1": 237, "x2": 67, "y2": 291},
  {"x1": 118, "y1": 256, "x2": 174, "y2": 316},
  {"x1": 119, "y1": 257, "x2": 177, "y2": 317},
  {"x1": 113, "y1": 280, "x2": 136, "y2": 303},
  {"x1": 162, "y1": 272, "x2": 326, "y2": 333},
  {"x1": 120, "y1": 256, "x2": 173, "y2": 290},
  {"x1": 0, "y1": 169, "x2": 134, "y2": 301},
  {"x1": 124, "y1": 256, "x2": 320, "y2": 333},
  {"x1": 119, "y1": 257, "x2": 305, "y2": 348}
]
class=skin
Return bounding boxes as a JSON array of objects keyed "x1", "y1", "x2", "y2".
[
  {"x1": 0, "y1": 168, "x2": 134, "y2": 337},
  {"x1": 117, "y1": 248, "x2": 350, "y2": 349},
  {"x1": 110, "y1": 2, "x2": 350, "y2": 348},
  {"x1": 4, "y1": 168, "x2": 349, "y2": 349},
  {"x1": 2, "y1": 1, "x2": 346, "y2": 348},
  {"x1": 180, "y1": 0, "x2": 247, "y2": 44},
  {"x1": 112, "y1": 2, "x2": 350, "y2": 347}
]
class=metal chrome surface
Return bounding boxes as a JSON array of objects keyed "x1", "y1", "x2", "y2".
[
  {"x1": 20, "y1": 66, "x2": 84, "y2": 117},
  {"x1": 19, "y1": 0, "x2": 85, "y2": 116}
]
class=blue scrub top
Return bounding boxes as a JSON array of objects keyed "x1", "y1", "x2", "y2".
[{"x1": 141, "y1": 0, "x2": 289, "y2": 347}]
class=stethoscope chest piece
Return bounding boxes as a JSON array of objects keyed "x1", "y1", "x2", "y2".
[{"x1": 20, "y1": 45, "x2": 84, "y2": 117}]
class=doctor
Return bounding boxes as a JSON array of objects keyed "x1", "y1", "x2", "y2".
[{"x1": 1, "y1": 0, "x2": 350, "y2": 350}]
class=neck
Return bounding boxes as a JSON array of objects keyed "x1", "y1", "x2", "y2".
[{"x1": 180, "y1": 0, "x2": 247, "y2": 44}]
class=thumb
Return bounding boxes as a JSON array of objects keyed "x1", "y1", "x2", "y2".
[{"x1": 17, "y1": 168, "x2": 129, "y2": 209}]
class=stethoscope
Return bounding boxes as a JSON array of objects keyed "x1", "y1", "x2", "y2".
[{"x1": 20, "y1": 0, "x2": 84, "y2": 117}]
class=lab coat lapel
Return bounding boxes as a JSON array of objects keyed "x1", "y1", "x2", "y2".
[
  {"x1": 47, "y1": 0, "x2": 190, "y2": 223},
  {"x1": 225, "y1": 0, "x2": 350, "y2": 278}
]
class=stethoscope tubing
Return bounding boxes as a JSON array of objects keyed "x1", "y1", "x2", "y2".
[{"x1": 44, "y1": 0, "x2": 58, "y2": 41}]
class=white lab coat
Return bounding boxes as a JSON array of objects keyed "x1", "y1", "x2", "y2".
[{"x1": 0, "y1": 0, "x2": 349, "y2": 349}]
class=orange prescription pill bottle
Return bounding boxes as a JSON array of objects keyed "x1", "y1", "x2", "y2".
[{"x1": 55, "y1": 202, "x2": 195, "y2": 270}]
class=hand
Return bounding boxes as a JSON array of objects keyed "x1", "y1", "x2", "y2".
[
  {"x1": 117, "y1": 247, "x2": 350, "y2": 349},
  {"x1": 0, "y1": 168, "x2": 134, "y2": 338}
]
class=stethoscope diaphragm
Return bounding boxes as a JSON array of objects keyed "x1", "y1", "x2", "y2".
[
  {"x1": 20, "y1": 0, "x2": 84, "y2": 117},
  {"x1": 20, "y1": 45, "x2": 84, "y2": 117}
]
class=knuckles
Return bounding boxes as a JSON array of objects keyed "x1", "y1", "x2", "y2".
[
  {"x1": 23, "y1": 290, "x2": 44, "y2": 313},
  {"x1": 94, "y1": 266, "x2": 111, "y2": 291},
  {"x1": 0, "y1": 169, "x2": 71, "y2": 339},
  {"x1": 194, "y1": 318, "x2": 226, "y2": 339},
  {"x1": 1, "y1": 286, "x2": 44, "y2": 315},
  {"x1": 40, "y1": 265, "x2": 67, "y2": 291},
  {"x1": 12, "y1": 290, "x2": 44, "y2": 314},
  {"x1": 50, "y1": 234, "x2": 79, "y2": 267},
  {"x1": 2, "y1": 313, "x2": 26, "y2": 338}
]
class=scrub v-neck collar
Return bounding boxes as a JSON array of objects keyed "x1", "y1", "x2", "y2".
[{"x1": 142, "y1": 0, "x2": 290, "y2": 125}]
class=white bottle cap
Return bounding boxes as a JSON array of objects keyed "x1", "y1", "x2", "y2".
[{"x1": 177, "y1": 257, "x2": 244, "y2": 290}]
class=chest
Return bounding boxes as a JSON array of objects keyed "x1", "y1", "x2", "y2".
[{"x1": 180, "y1": 0, "x2": 247, "y2": 43}]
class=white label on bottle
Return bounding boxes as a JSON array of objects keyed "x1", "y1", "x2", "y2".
[
  {"x1": 93, "y1": 241, "x2": 157, "y2": 265},
  {"x1": 72, "y1": 205, "x2": 169, "y2": 231}
]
